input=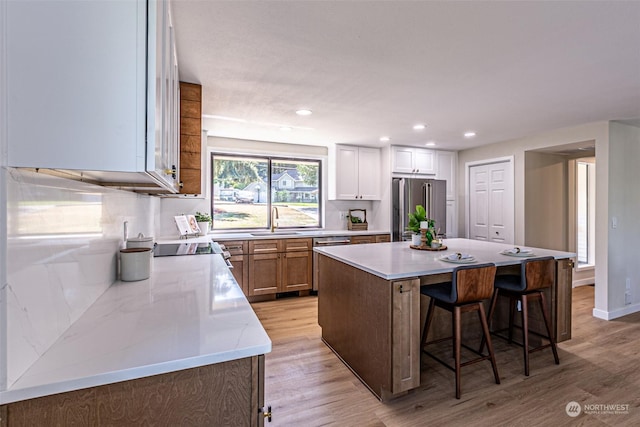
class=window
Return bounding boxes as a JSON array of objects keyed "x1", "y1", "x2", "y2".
[
  {"x1": 211, "y1": 154, "x2": 321, "y2": 230},
  {"x1": 576, "y1": 161, "x2": 595, "y2": 266}
]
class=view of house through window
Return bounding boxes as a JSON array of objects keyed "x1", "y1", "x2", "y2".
[{"x1": 211, "y1": 154, "x2": 321, "y2": 230}]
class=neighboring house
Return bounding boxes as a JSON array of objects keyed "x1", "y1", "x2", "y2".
[{"x1": 243, "y1": 169, "x2": 318, "y2": 203}]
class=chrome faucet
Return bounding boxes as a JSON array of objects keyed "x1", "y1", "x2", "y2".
[{"x1": 270, "y1": 207, "x2": 279, "y2": 233}]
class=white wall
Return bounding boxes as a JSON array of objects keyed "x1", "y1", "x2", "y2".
[
  {"x1": 596, "y1": 121, "x2": 640, "y2": 319},
  {"x1": 157, "y1": 136, "x2": 388, "y2": 237},
  {"x1": 2, "y1": 169, "x2": 158, "y2": 389},
  {"x1": 457, "y1": 121, "x2": 609, "y2": 245},
  {"x1": 524, "y1": 151, "x2": 568, "y2": 251},
  {"x1": 457, "y1": 120, "x2": 640, "y2": 320}
]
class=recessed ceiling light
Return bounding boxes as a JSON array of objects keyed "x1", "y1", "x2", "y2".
[
  {"x1": 380, "y1": 136, "x2": 390, "y2": 142},
  {"x1": 413, "y1": 124, "x2": 426, "y2": 131},
  {"x1": 464, "y1": 131, "x2": 476, "y2": 138},
  {"x1": 280, "y1": 126, "x2": 292, "y2": 132},
  {"x1": 296, "y1": 109, "x2": 312, "y2": 116},
  {"x1": 425, "y1": 142, "x2": 436, "y2": 147}
]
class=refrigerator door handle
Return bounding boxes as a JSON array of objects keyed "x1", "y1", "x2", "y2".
[
  {"x1": 426, "y1": 182, "x2": 433, "y2": 217},
  {"x1": 399, "y1": 178, "x2": 406, "y2": 236}
]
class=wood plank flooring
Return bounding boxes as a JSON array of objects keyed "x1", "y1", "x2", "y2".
[{"x1": 252, "y1": 286, "x2": 640, "y2": 426}]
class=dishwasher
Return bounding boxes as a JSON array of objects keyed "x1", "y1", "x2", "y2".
[{"x1": 312, "y1": 236, "x2": 351, "y2": 291}]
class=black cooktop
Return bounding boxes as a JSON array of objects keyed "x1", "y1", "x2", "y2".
[{"x1": 153, "y1": 242, "x2": 215, "y2": 257}]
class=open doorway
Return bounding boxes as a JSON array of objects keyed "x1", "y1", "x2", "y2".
[{"x1": 524, "y1": 141, "x2": 596, "y2": 289}]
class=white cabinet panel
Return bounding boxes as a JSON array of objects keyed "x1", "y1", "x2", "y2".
[
  {"x1": 391, "y1": 147, "x2": 415, "y2": 173},
  {"x1": 414, "y1": 149, "x2": 435, "y2": 174},
  {"x1": 391, "y1": 146, "x2": 436, "y2": 175},
  {"x1": 436, "y1": 151, "x2": 457, "y2": 201},
  {"x1": 335, "y1": 145, "x2": 360, "y2": 199},
  {"x1": 446, "y1": 200, "x2": 457, "y2": 238},
  {"x1": 7, "y1": 0, "x2": 179, "y2": 192},
  {"x1": 333, "y1": 145, "x2": 380, "y2": 200},
  {"x1": 357, "y1": 147, "x2": 381, "y2": 200}
]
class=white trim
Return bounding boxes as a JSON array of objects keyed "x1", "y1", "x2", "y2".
[
  {"x1": 573, "y1": 278, "x2": 594, "y2": 287},
  {"x1": 464, "y1": 156, "x2": 515, "y2": 241},
  {"x1": 0, "y1": 0, "x2": 8, "y2": 391},
  {"x1": 593, "y1": 303, "x2": 640, "y2": 321}
]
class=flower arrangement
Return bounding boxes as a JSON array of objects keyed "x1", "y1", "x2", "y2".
[
  {"x1": 407, "y1": 205, "x2": 428, "y2": 234},
  {"x1": 407, "y1": 205, "x2": 436, "y2": 245}
]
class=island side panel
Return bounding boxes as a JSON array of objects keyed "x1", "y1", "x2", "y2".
[
  {"x1": 318, "y1": 254, "x2": 392, "y2": 399},
  {"x1": 391, "y1": 278, "x2": 421, "y2": 394},
  {"x1": 555, "y1": 258, "x2": 573, "y2": 342}
]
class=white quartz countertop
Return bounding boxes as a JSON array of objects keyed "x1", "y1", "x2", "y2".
[
  {"x1": 314, "y1": 238, "x2": 576, "y2": 280},
  {"x1": 205, "y1": 229, "x2": 390, "y2": 241},
  {"x1": 0, "y1": 254, "x2": 272, "y2": 404}
]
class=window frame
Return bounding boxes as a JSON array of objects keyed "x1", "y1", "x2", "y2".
[{"x1": 210, "y1": 152, "x2": 323, "y2": 231}]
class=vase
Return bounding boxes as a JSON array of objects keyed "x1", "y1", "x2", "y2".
[
  {"x1": 411, "y1": 233, "x2": 422, "y2": 246},
  {"x1": 197, "y1": 221, "x2": 211, "y2": 235}
]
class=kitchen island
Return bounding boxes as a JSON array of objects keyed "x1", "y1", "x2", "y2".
[
  {"x1": 314, "y1": 238, "x2": 575, "y2": 401},
  {"x1": 0, "y1": 253, "x2": 271, "y2": 425}
]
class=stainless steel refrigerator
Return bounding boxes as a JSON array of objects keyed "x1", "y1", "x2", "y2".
[{"x1": 392, "y1": 178, "x2": 447, "y2": 241}]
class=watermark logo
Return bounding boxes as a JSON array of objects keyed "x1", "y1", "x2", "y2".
[
  {"x1": 566, "y1": 401, "x2": 582, "y2": 417},
  {"x1": 566, "y1": 401, "x2": 630, "y2": 417}
]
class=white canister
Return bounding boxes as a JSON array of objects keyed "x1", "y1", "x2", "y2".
[
  {"x1": 126, "y1": 233, "x2": 154, "y2": 250},
  {"x1": 120, "y1": 248, "x2": 152, "y2": 282}
]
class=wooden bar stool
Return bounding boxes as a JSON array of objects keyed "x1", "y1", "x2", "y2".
[
  {"x1": 421, "y1": 263, "x2": 500, "y2": 399},
  {"x1": 482, "y1": 256, "x2": 560, "y2": 376}
]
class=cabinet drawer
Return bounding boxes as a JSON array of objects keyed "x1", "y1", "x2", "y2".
[
  {"x1": 249, "y1": 240, "x2": 282, "y2": 254},
  {"x1": 350, "y1": 235, "x2": 376, "y2": 244},
  {"x1": 284, "y1": 238, "x2": 313, "y2": 252},
  {"x1": 221, "y1": 240, "x2": 247, "y2": 255},
  {"x1": 375, "y1": 234, "x2": 391, "y2": 243}
]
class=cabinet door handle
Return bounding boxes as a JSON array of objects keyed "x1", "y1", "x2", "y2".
[{"x1": 260, "y1": 405, "x2": 272, "y2": 422}]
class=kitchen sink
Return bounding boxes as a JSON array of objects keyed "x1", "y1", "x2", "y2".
[{"x1": 250, "y1": 231, "x2": 303, "y2": 236}]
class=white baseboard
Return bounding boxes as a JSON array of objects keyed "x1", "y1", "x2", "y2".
[
  {"x1": 593, "y1": 303, "x2": 640, "y2": 320},
  {"x1": 572, "y1": 278, "x2": 594, "y2": 287}
]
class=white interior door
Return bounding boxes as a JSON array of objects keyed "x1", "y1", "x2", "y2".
[{"x1": 468, "y1": 160, "x2": 514, "y2": 244}]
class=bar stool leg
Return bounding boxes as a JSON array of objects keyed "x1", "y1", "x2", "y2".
[
  {"x1": 521, "y1": 294, "x2": 530, "y2": 376},
  {"x1": 479, "y1": 288, "x2": 499, "y2": 355},
  {"x1": 508, "y1": 297, "x2": 517, "y2": 344},
  {"x1": 539, "y1": 292, "x2": 560, "y2": 365},
  {"x1": 454, "y1": 305, "x2": 462, "y2": 399},
  {"x1": 478, "y1": 303, "x2": 500, "y2": 384},
  {"x1": 421, "y1": 297, "x2": 436, "y2": 349}
]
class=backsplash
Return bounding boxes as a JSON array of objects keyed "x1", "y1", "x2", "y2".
[{"x1": 3, "y1": 169, "x2": 158, "y2": 389}]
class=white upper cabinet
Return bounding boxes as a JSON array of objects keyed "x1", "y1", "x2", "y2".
[
  {"x1": 332, "y1": 145, "x2": 381, "y2": 200},
  {"x1": 391, "y1": 146, "x2": 436, "y2": 175},
  {"x1": 6, "y1": 0, "x2": 180, "y2": 192},
  {"x1": 436, "y1": 150, "x2": 457, "y2": 201}
]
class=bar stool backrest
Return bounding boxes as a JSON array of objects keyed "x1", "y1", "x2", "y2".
[
  {"x1": 522, "y1": 256, "x2": 556, "y2": 292},
  {"x1": 452, "y1": 263, "x2": 497, "y2": 304}
]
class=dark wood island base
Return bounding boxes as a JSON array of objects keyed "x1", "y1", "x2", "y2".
[{"x1": 317, "y1": 247, "x2": 573, "y2": 402}]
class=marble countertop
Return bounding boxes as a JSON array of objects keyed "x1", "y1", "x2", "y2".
[
  {"x1": 0, "y1": 254, "x2": 272, "y2": 405},
  {"x1": 314, "y1": 238, "x2": 576, "y2": 280}
]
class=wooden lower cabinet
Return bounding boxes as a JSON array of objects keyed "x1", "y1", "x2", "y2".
[
  {"x1": 224, "y1": 235, "x2": 389, "y2": 297},
  {"x1": 249, "y1": 253, "x2": 281, "y2": 295},
  {"x1": 282, "y1": 250, "x2": 312, "y2": 292},
  {"x1": 350, "y1": 234, "x2": 391, "y2": 245},
  {"x1": 1, "y1": 356, "x2": 266, "y2": 426},
  {"x1": 229, "y1": 254, "x2": 249, "y2": 295},
  {"x1": 246, "y1": 238, "x2": 312, "y2": 296}
]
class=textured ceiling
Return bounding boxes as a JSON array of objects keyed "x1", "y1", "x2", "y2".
[{"x1": 172, "y1": 0, "x2": 640, "y2": 151}]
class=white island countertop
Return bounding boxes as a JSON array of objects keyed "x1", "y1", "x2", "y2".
[
  {"x1": 0, "y1": 254, "x2": 271, "y2": 405},
  {"x1": 314, "y1": 238, "x2": 576, "y2": 280}
]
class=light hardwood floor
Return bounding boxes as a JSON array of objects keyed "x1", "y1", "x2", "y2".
[{"x1": 252, "y1": 286, "x2": 640, "y2": 426}]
